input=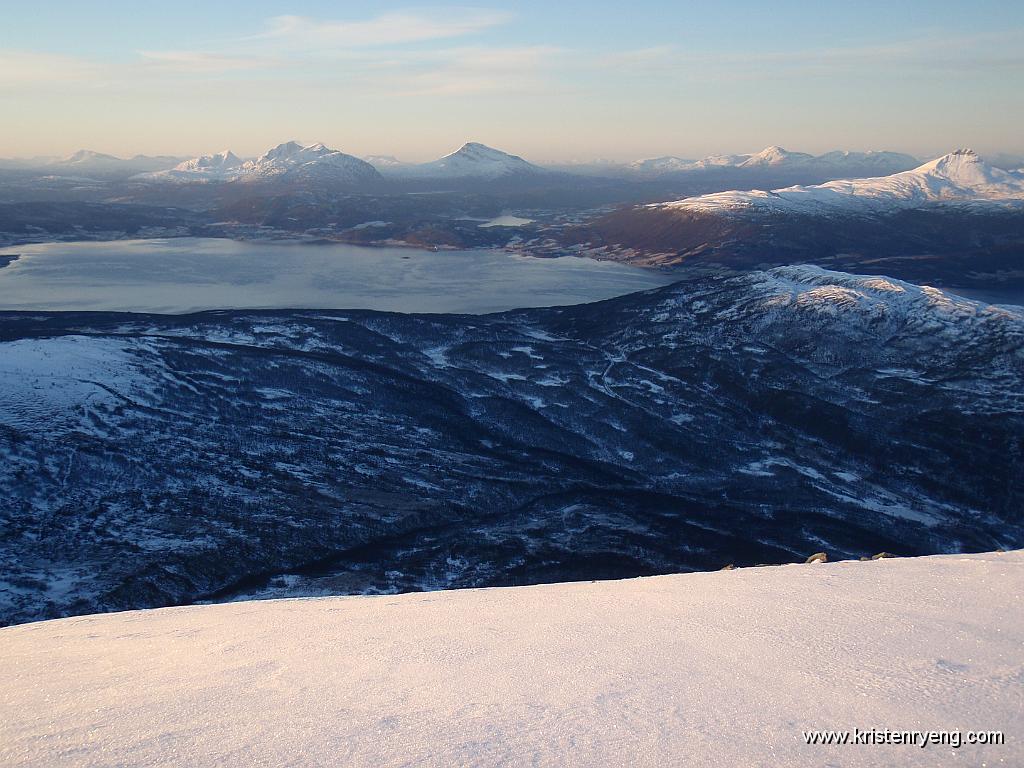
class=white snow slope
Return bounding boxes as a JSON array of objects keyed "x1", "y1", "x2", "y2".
[
  {"x1": 656, "y1": 149, "x2": 1024, "y2": 215},
  {"x1": 1, "y1": 551, "x2": 1021, "y2": 767}
]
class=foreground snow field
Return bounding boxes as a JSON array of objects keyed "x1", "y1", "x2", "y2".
[{"x1": 1, "y1": 551, "x2": 1021, "y2": 767}]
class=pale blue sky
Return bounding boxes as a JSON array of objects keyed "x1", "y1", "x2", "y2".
[{"x1": 2, "y1": 1, "x2": 1022, "y2": 161}]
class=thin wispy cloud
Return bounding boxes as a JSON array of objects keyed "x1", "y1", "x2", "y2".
[
  {"x1": 0, "y1": 51, "x2": 104, "y2": 87},
  {"x1": 139, "y1": 51, "x2": 275, "y2": 74},
  {"x1": 383, "y1": 45, "x2": 562, "y2": 96},
  {"x1": 129, "y1": 8, "x2": 522, "y2": 86},
  {"x1": 604, "y1": 29, "x2": 1024, "y2": 78},
  {"x1": 129, "y1": 10, "x2": 550, "y2": 96},
  {"x1": 3, "y1": 4, "x2": 1021, "y2": 159},
  {"x1": 252, "y1": 9, "x2": 512, "y2": 48}
]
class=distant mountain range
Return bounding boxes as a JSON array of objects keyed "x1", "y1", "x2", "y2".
[
  {"x1": 5, "y1": 142, "x2": 1022, "y2": 189},
  {"x1": 0, "y1": 150, "x2": 185, "y2": 177},
  {"x1": 553, "y1": 147, "x2": 922, "y2": 179},
  {"x1": 628, "y1": 146, "x2": 918, "y2": 176},
  {"x1": 574, "y1": 150, "x2": 1024, "y2": 287},
  {"x1": 134, "y1": 141, "x2": 542, "y2": 184},
  {"x1": 655, "y1": 149, "x2": 1024, "y2": 215},
  {"x1": 1, "y1": 143, "x2": 1021, "y2": 282},
  {"x1": 4, "y1": 144, "x2": 1022, "y2": 184}
]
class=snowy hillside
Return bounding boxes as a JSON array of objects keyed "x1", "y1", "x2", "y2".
[
  {"x1": 1, "y1": 550, "x2": 1020, "y2": 767},
  {"x1": 399, "y1": 142, "x2": 545, "y2": 178},
  {"x1": 1, "y1": 266, "x2": 1022, "y2": 624},
  {"x1": 656, "y1": 149, "x2": 1024, "y2": 214}
]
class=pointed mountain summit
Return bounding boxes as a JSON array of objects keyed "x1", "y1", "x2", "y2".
[
  {"x1": 48, "y1": 150, "x2": 124, "y2": 168},
  {"x1": 909, "y1": 148, "x2": 1014, "y2": 189},
  {"x1": 738, "y1": 146, "x2": 815, "y2": 167},
  {"x1": 59, "y1": 149, "x2": 121, "y2": 164},
  {"x1": 404, "y1": 142, "x2": 545, "y2": 179}
]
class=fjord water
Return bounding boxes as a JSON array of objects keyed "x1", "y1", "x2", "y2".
[{"x1": 0, "y1": 238, "x2": 673, "y2": 314}]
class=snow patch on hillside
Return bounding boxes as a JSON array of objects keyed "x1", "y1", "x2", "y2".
[{"x1": 0, "y1": 336, "x2": 154, "y2": 435}]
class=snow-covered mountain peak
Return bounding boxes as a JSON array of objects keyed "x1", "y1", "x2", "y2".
[
  {"x1": 363, "y1": 155, "x2": 411, "y2": 172},
  {"x1": 450, "y1": 141, "x2": 505, "y2": 156},
  {"x1": 911, "y1": 149, "x2": 1011, "y2": 188},
  {"x1": 739, "y1": 146, "x2": 814, "y2": 167},
  {"x1": 258, "y1": 141, "x2": 307, "y2": 162},
  {"x1": 137, "y1": 141, "x2": 380, "y2": 184},
  {"x1": 173, "y1": 150, "x2": 242, "y2": 172},
  {"x1": 629, "y1": 156, "x2": 697, "y2": 174},
  {"x1": 54, "y1": 150, "x2": 121, "y2": 165},
  {"x1": 237, "y1": 141, "x2": 381, "y2": 183},
  {"x1": 398, "y1": 142, "x2": 544, "y2": 179}
]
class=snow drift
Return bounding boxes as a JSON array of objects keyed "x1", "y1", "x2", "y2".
[{"x1": 1, "y1": 551, "x2": 1020, "y2": 767}]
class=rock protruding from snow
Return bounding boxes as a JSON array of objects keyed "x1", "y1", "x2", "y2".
[
  {"x1": 398, "y1": 142, "x2": 545, "y2": 179},
  {"x1": 654, "y1": 149, "x2": 1024, "y2": 215}
]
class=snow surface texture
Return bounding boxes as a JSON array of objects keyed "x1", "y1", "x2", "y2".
[
  {"x1": 0, "y1": 551, "x2": 1020, "y2": 767},
  {"x1": 655, "y1": 150, "x2": 1024, "y2": 215}
]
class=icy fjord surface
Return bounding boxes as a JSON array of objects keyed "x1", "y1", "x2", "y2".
[
  {"x1": 0, "y1": 266, "x2": 1022, "y2": 624},
  {"x1": 1, "y1": 551, "x2": 1021, "y2": 768},
  {"x1": 0, "y1": 237, "x2": 672, "y2": 314}
]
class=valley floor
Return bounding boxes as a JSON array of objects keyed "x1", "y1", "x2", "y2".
[{"x1": 1, "y1": 551, "x2": 1020, "y2": 767}]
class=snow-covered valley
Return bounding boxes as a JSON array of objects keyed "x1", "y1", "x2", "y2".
[{"x1": 1, "y1": 266, "x2": 1021, "y2": 625}]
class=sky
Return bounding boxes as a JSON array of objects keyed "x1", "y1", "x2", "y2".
[{"x1": 2, "y1": 1, "x2": 1023, "y2": 162}]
